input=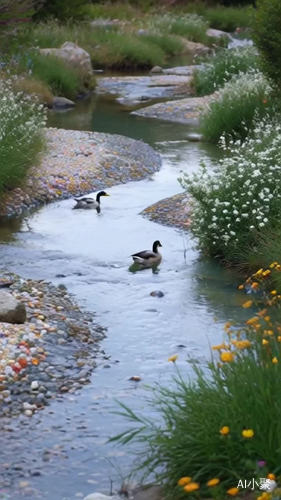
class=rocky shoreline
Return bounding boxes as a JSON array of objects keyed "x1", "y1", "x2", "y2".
[
  {"x1": 0, "y1": 128, "x2": 161, "y2": 218},
  {"x1": 142, "y1": 193, "x2": 191, "y2": 231},
  {"x1": 0, "y1": 271, "x2": 105, "y2": 418}
]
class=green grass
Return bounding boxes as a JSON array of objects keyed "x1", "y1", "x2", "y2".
[
  {"x1": 0, "y1": 80, "x2": 46, "y2": 195},
  {"x1": 204, "y1": 5, "x2": 255, "y2": 32},
  {"x1": 154, "y1": 13, "x2": 210, "y2": 45},
  {"x1": 80, "y1": 2, "x2": 139, "y2": 20},
  {"x1": 113, "y1": 306, "x2": 281, "y2": 499},
  {"x1": 193, "y1": 46, "x2": 259, "y2": 96},
  {"x1": 139, "y1": 33, "x2": 183, "y2": 56},
  {"x1": 200, "y1": 71, "x2": 271, "y2": 143}
]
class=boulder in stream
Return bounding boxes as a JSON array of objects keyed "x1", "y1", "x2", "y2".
[{"x1": 0, "y1": 290, "x2": 26, "y2": 324}]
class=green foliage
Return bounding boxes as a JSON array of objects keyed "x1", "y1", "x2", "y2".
[
  {"x1": 180, "y1": 116, "x2": 281, "y2": 263},
  {"x1": 140, "y1": 33, "x2": 183, "y2": 56},
  {"x1": 153, "y1": 13, "x2": 210, "y2": 45},
  {"x1": 193, "y1": 47, "x2": 259, "y2": 96},
  {"x1": 200, "y1": 70, "x2": 271, "y2": 143},
  {"x1": 26, "y1": 53, "x2": 82, "y2": 99},
  {"x1": 204, "y1": 5, "x2": 255, "y2": 31},
  {"x1": 35, "y1": 0, "x2": 89, "y2": 20},
  {"x1": 0, "y1": 79, "x2": 46, "y2": 194},
  {"x1": 254, "y1": 0, "x2": 281, "y2": 87},
  {"x1": 113, "y1": 293, "x2": 281, "y2": 499},
  {"x1": 80, "y1": 2, "x2": 138, "y2": 20}
]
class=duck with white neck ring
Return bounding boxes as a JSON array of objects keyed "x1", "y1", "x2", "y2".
[
  {"x1": 73, "y1": 191, "x2": 110, "y2": 213},
  {"x1": 131, "y1": 240, "x2": 162, "y2": 268}
]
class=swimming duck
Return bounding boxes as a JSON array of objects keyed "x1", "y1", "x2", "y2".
[
  {"x1": 131, "y1": 240, "x2": 162, "y2": 268},
  {"x1": 73, "y1": 191, "x2": 110, "y2": 213}
]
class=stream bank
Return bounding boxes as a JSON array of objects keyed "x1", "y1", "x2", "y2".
[{"x1": 0, "y1": 128, "x2": 161, "y2": 218}]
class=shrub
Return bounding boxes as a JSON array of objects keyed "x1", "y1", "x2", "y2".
[
  {"x1": 153, "y1": 13, "x2": 210, "y2": 45},
  {"x1": 205, "y1": 5, "x2": 255, "y2": 31},
  {"x1": 180, "y1": 117, "x2": 281, "y2": 263},
  {"x1": 27, "y1": 53, "x2": 83, "y2": 98},
  {"x1": 113, "y1": 271, "x2": 281, "y2": 499},
  {"x1": 140, "y1": 33, "x2": 183, "y2": 56},
  {"x1": 35, "y1": 0, "x2": 89, "y2": 20},
  {"x1": 0, "y1": 79, "x2": 46, "y2": 194},
  {"x1": 13, "y1": 76, "x2": 53, "y2": 105},
  {"x1": 193, "y1": 46, "x2": 259, "y2": 96},
  {"x1": 254, "y1": 0, "x2": 281, "y2": 87},
  {"x1": 200, "y1": 70, "x2": 271, "y2": 143}
]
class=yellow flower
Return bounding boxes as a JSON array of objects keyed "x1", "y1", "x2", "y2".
[
  {"x1": 264, "y1": 316, "x2": 271, "y2": 322},
  {"x1": 270, "y1": 290, "x2": 277, "y2": 296},
  {"x1": 224, "y1": 321, "x2": 232, "y2": 331},
  {"x1": 178, "y1": 477, "x2": 192, "y2": 486},
  {"x1": 183, "y1": 482, "x2": 200, "y2": 493},
  {"x1": 227, "y1": 487, "x2": 239, "y2": 496},
  {"x1": 220, "y1": 351, "x2": 235, "y2": 363},
  {"x1": 264, "y1": 330, "x2": 274, "y2": 336},
  {"x1": 220, "y1": 426, "x2": 230, "y2": 435},
  {"x1": 212, "y1": 343, "x2": 230, "y2": 351},
  {"x1": 235, "y1": 340, "x2": 251, "y2": 350},
  {"x1": 207, "y1": 478, "x2": 220, "y2": 487},
  {"x1": 272, "y1": 357, "x2": 278, "y2": 364},
  {"x1": 168, "y1": 354, "x2": 178, "y2": 363},
  {"x1": 242, "y1": 429, "x2": 254, "y2": 438},
  {"x1": 277, "y1": 336, "x2": 281, "y2": 342},
  {"x1": 270, "y1": 262, "x2": 278, "y2": 268},
  {"x1": 257, "y1": 493, "x2": 271, "y2": 500},
  {"x1": 251, "y1": 282, "x2": 259, "y2": 289},
  {"x1": 238, "y1": 284, "x2": 244, "y2": 290},
  {"x1": 242, "y1": 300, "x2": 253, "y2": 309},
  {"x1": 263, "y1": 269, "x2": 271, "y2": 277},
  {"x1": 262, "y1": 339, "x2": 269, "y2": 345},
  {"x1": 246, "y1": 316, "x2": 260, "y2": 325},
  {"x1": 267, "y1": 473, "x2": 276, "y2": 480}
]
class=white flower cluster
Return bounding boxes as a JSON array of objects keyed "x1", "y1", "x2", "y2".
[
  {"x1": 0, "y1": 78, "x2": 46, "y2": 149},
  {"x1": 181, "y1": 117, "x2": 281, "y2": 256},
  {"x1": 196, "y1": 46, "x2": 258, "y2": 93},
  {"x1": 151, "y1": 13, "x2": 207, "y2": 35}
]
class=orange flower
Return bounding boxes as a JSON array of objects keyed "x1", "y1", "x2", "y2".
[
  {"x1": 267, "y1": 473, "x2": 276, "y2": 480},
  {"x1": 227, "y1": 487, "x2": 239, "y2": 496},
  {"x1": 242, "y1": 300, "x2": 253, "y2": 309},
  {"x1": 262, "y1": 339, "x2": 269, "y2": 345},
  {"x1": 168, "y1": 355, "x2": 178, "y2": 363},
  {"x1": 246, "y1": 316, "x2": 259, "y2": 325},
  {"x1": 270, "y1": 290, "x2": 277, "y2": 296},
  {"x1": 272, "y1": 357, "x2": 278, "y2": 364},
  {"x1": 238, "y1": 284, "x2": 244, "y2": 290},
  {"x1": 220, "y1": 351, "x2": 234, "y2": 363},
  {"x1": 220, "y1": 426, "x2": 230, "y2": 435},
  {"x1": 207, "y1": 478, "x2": 220, "y2": 487},
  {"x1": 178, "y1": 477, "x2": 192, "y2": 486},
  {"x1": 251, "y1": 282, "x2": 259, "y2": 289},
  {"x1": 184, "y1": 482, "x2": 200, "y2": 493}
]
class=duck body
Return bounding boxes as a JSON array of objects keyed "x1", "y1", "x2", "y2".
[
  {"x1": 73, "y1": 191, "x2": 110, "y2": 213},
  {"x1": 131, "y1": 240, "x2": 162, "y2": 268}
]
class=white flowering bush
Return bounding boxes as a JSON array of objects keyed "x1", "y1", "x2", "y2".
[
  {"x1": 151, "y1": 13, "x2": 209, "y2": 45},
  {"x1": 200, "y1": 69, "x2": 272, "y2": 143},
  {"x1": 193, "y1": 46, "x2": 259, "y2": 96},
  {"x1": 0, "y1": 78, "x2": 46, "y2": 193},
  {"x1": 180, "y1": 117, "x2": 281, "y2": 261}
]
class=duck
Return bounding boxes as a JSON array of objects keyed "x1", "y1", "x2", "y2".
[
  {"x1": 131, "y1": 240, "x2": 162, "y2": 268},
  {"x1": 73, "y1": 191, "x2": 110, "y2": 213}
]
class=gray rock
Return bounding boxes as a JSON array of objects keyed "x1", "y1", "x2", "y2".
[
  {"x1": 0, "y1": 291, "x2": 26, "y2": 324},
  {"x1": 40, "y1": 42, "x2": 93, "y2": 76},
  {"x1": 150, "y1": 290, "x2": 164, "y2": 298},
  {"x1": 150, "y1": 65, "x2": 163, "y2": 74},
  {"x1": 186, "y1": 132, "x2": 203, "y2": 142},
  {"x1": 207, "y1": 28, "x2": 230, "y2": 39},
  {"x1": 52, "y1": 96, "x2": 75, "y2": 109}
]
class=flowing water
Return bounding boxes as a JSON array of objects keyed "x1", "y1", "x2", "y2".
[{"x1": 0, "y1": 94, "x2": 248, "y2": 500}]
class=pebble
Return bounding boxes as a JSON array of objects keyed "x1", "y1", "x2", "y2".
[
  {"x1": 30, "y1": 381, "x2": 39, "y2": 391},
  {"x1": 150, "y1": 290, "x2": 164, "y2": 297}
]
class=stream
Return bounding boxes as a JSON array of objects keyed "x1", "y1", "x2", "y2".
[{"x1": 0, "y1": 90, "x2": 248, "y2": 500}]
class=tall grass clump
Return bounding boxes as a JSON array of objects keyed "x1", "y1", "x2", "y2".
[
  {"x1": 0, "y1": 79, "x2": 46, "y2": 194},
  {"x1": 140, "y1": 33, "x2": 183, "y2": 57},
  {"x1": 113, "y1": 269, "x2": 281, "y2": 499},
  {"x1": 154, "y1": 14, "x2": 210, "y2": 45},
  {"x1": 200, "y1": 70, "x2": 272, "y2": 143},
  {"x1": 205, "y1": 5, "x2": 255, "y2": 31},
  {"x1": 27, "y1": 53, "x2": 83, "y2": 98},
  {"x1": 180, "y1": 117, "x2": 281, "y2": 263},
  {"x1": 193, "y1": 46, "x2": 259, "y2": 96}
]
